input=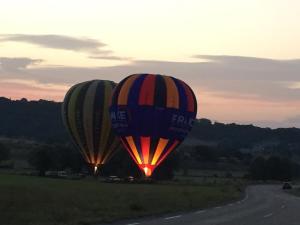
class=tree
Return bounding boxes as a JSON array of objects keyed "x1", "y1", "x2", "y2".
[
  {"x1": 250, "y1": 156, "x2": 293, "y2": 181},
  {"x1": 194, "y1": 145, "x2": 219, "y2": 162},
  {"x1": 250, "y1": 156, "x2": 266, "y2": 180},
  {"x1": 0, "y1": 143, "x2": 10, "y2": 162},
  {"x1": 198, "y1": 118, "x2": 212, "y2": 126},
  {"x1": 152, "y1": 151, "x2": 180, "y2": 180},
  {"x1": 101, "y1": 148, "x2": 141, "y2": 178},
  {"x1": 279, "y1": 157, "x2": 292, "y2": 180},
  {"x1": 265, "y1": 156, "x2": 282, "y2": 180},
  {"x1": 29, "y1": 145, "x2": 54, "y2": 176},
  {"x1": 52, "y1": 144, "x2": 85, "y2": 172}
]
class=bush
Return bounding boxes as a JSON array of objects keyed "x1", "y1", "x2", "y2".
[
  {"x1": 249, "y1": 156, "x2": 294, "y2": 181},
  {"x1": 0, "y1": 142, "x2": 10, "y2": 162}
]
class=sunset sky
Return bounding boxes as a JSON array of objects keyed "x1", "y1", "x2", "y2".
[{"x1": 1, "y1": 0, "x2": 300, "y2": 128}]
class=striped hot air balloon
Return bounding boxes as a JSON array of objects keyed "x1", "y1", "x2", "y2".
[
  {"x1": 62, "y1": 80, "x2": 120, "y2": 174},
  {"x1": 110, "y1": 74, "x2": 197, "y2": 177}
]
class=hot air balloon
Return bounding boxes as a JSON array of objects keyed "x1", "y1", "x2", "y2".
[
  {"x1": 110, "y1": 74, "x2": 197, "y2": 177},
  {"x1": 62, "y1": 80, "x2": 120, "y2": 174}
]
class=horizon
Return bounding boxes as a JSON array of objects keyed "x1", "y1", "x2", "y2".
[
  {"x1": 1, "y1": 1, "x2": 300, "y2": 128},
  {"x1": 2, "y1": 95, "x2": 299, "y2": 130}
]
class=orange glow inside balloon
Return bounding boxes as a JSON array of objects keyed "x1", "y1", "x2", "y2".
[
  {"x1": 121, "y1": 136, "x2": 179, "y2": 177},
  {"x1": 143, "y1": 166, "x2": 152, "y2": 177},
  {"x1": 94, "y1": 165, "x2": 98, "y2": 174}
]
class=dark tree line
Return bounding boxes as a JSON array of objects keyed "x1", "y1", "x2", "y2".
[
  {"x1": 2, "y1": 97, "x2": 300, "y2": 153},
  {"x1": 249, "y1": 156, "x2": 299, "y2": 180},
  {"x1": 28, "y1": 144, "x2": 85, "y2": 176},
  {"x1": 0, "y1": 97, "x2": 68, "y2": 142},
  {"x1": 0, "y1": 143, "x2": 10, "y2": 163},
  {"x1": 28, "y1": 143, "x2": 180, "y2": 179},
  {"x1": 191, "y1": 144, "x2": 252, "y2": 165}
]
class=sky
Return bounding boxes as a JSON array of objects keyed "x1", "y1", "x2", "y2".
[{"x1": 1, "y1": 0, "x2": 300, "y2": 128}]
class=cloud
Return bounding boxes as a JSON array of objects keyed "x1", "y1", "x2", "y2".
[
  {"x1": 0, "y1": 57, "x2": 43, "y2": 71},
  {"x1": 0, "y1": 78, "x2": 68, "y2": 91},
  {"x1": 0, "y1": 34, "x2": 130, "y2": 60},
  {"x1": 2, "y1": 55, "x2": 300, "y2": 102},
  {"x1": 0, "y1": 34, "x2": 107, "y2": 54},
  {"x1": 194, "y1": 55, "x2": 278, "y2": 64},
  {"x1": 192, "y1": 55, "x2": 300, "y2": 81},
  {"x1": 1, "y1": 55, "x2": 300, "y2": 127},
  {"x1": 89, "y1": 55, "x2": 132, "y2": 61},
  {"x1": 287, "y1": 82, "x2": 300, "y2": 89}
]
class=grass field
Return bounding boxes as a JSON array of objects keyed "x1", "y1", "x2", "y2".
[{"x1": 0, "y1": 174, "x2": 243, "y2": 225}]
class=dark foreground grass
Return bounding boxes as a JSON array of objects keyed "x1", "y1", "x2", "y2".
[{"x1": 0, "y1": 174, "x2": 243, "y2": 225}]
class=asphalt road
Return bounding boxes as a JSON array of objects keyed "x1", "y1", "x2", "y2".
[{"x1": 110, "y1": 185, "x2": 300, "y2": 225}]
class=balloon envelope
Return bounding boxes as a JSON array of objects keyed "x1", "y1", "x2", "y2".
[
  {"x1": 110, "y1": 74, "x2": 197, "y2": 177},
  {"x1": 62, "y1": 80, "x2": 120, "y2": 172}
]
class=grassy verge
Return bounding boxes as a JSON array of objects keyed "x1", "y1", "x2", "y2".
[{"x1": 0, "y1": 174, "x2": 243, "y2": 225}]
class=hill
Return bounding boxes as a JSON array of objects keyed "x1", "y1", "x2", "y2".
[
  {"x1": 0, "y1": 97, "x2": 68, "y2": 142},
  {"x1": 1, "y1": 97, "x2": 300, "y2": 176},
  {"x1": 1, "y1": 97, "x2": 300, "y2": 153}
]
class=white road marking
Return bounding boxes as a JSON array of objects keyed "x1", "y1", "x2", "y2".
[
  {"x1": 164, "y1": 215, "x2": 182, "y2": 220},
  {"x1": 281, "y1": 205, "x2": 286, "y2": 209},
  {"x1": 228, "y1": 203, "x2": 234, "y2": 206},
  {"x1": 195, "y1": 210, "x2": 206, "y2": 214},
  {"x1": 215, "y1": 206, "x2": 222, "y2": 209},
  {"x1": 263, "y1": 213, "x2": 273, "y2": 218},
  {"x1": 127, "y1": 223, "x2": 140, "y2": 225}
]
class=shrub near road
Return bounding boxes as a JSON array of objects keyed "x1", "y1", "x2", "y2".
[{"x1": 0, "y1": 174, "x2": 242, "y2": 225}]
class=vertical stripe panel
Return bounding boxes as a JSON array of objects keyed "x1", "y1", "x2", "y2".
[
  {"x1": 127, "y1": 74, "x2": 147, "y2": 106},
  {"x1": 163, "y1": 76, "x2": 179, "y2": 108},
  {"x1": 96, "y1": 82, "x2": 112, "y2": 164},
  {"x1": 62, "y1": 84, "x2": 78, "y2": 130},
  {"x1": 67, "y1": 82, "x2": 91, "y2": 162},
  {"x1": 62, "y1": 84, "x2": 78, "y2": 139},
  {"x1": 148, "y1": 137, "x2": 159, "y2": 166},
  {"x1": 98, "y1": 82, "x2": 117, "y2": 164},
  {"x1": 83, "y1": 81, "x2": 98, "y2": 164},
  {"x1": 102, "y1": 82, "x2": 118, "y2": 154},
  {"x1": 118, "y1": 75, "x2": 138, "y2": 105},
  {"x1": 62, "y1": 84, "x2": 87, "y2": 160},
  {"x1": 172, "y1": 77, "x2": 188, "y2": 111},
  {"x1": 138, "y1": 74, "x2": 156, "y2": 106},
  {"x1": 141, "y1": 136, "x2": 150, "y2": 164},
  {"x1": 180, "y1": 81, "x2": 195, "y2": 112},
  {"x1": 74, "y1": 82, "x2": 91, "y2": 162},
  {"x1": 151, "y1": 138, "x2": 169, "y2": 165},
  {"x1": 153, "y1": 75, "x2": 167, "y2": 107},
  {"x1": 120, "y1": 138, "x2": 139, "y2": 165},
  {"x1": 92, "y1": 82, "x2": 105, "y2": 161},
  {"x1": 111, "y1": 76, "x2": 131, "y2": 106},
  {"x1": 125, "y1": 136, "x2": 142, "y2": 164}
]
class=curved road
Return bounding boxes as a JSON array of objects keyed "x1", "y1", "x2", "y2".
[{"x1": 111, "y1": 185, "x2": 300, "y2": 225}]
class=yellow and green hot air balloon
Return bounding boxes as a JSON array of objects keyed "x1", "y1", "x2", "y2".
[{"x1": 62, "y1": 80, "x2": 120, "y2": 174}]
